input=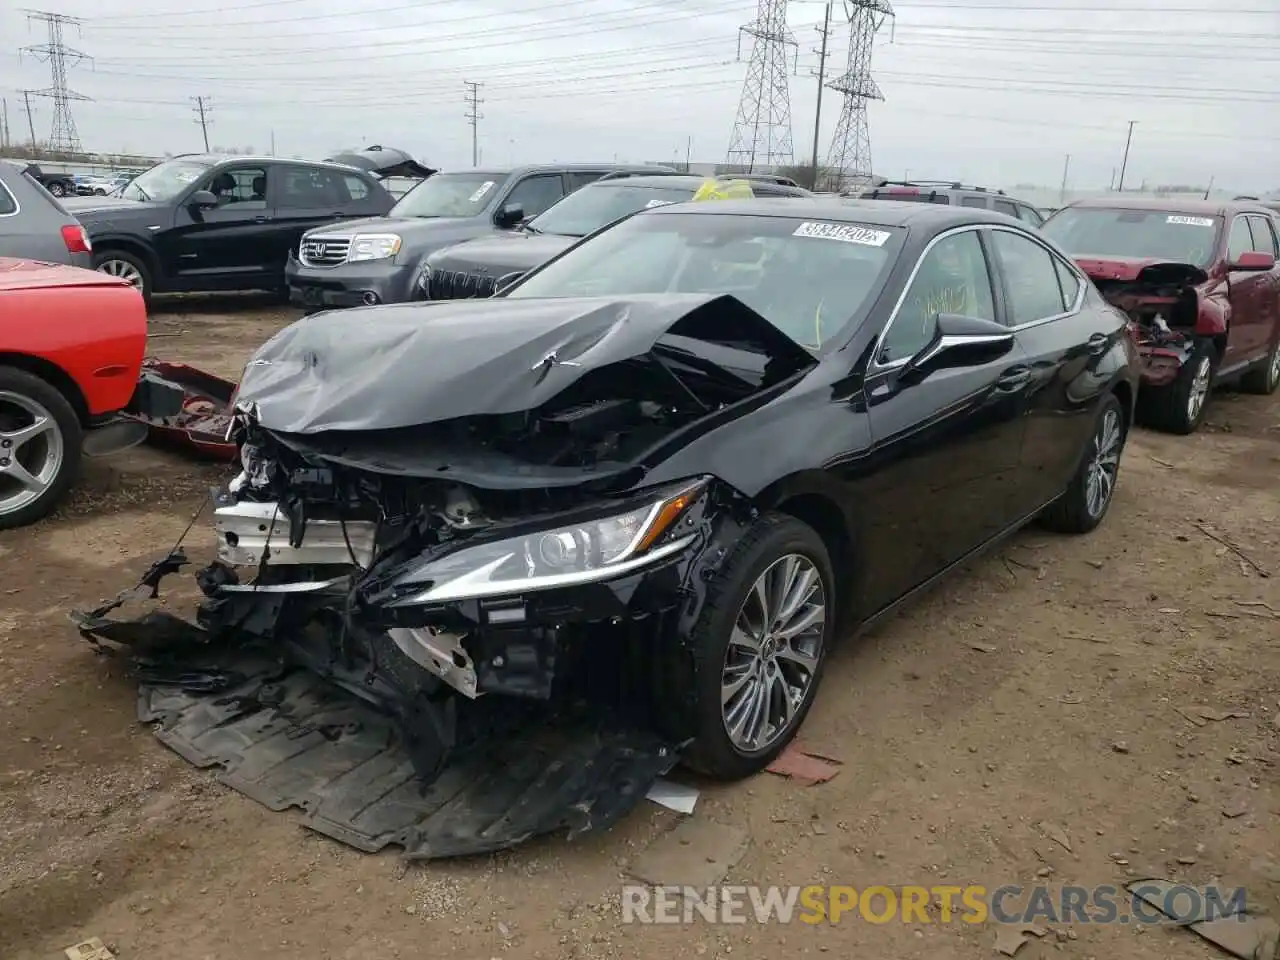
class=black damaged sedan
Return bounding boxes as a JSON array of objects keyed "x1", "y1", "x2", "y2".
[{"x1": 83, "y1": 199, "x2": 1138, "y2": 853}]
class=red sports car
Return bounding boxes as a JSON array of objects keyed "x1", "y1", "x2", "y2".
[{"x1": 0, "y1": 257, "x2": 148, "y2": 528}]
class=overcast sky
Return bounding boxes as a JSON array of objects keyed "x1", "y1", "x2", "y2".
[{"x1": 1, "y1": 0, "x2": 1276, "y2": 192}]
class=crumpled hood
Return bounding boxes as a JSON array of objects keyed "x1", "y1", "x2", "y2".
[
  {"x1": 236, "y1": 293, "x2": 815, "y2": 434},
  {"x1": 427, "y1": 232, "x2": 576, "y2": 276},
  {"x1": 1074, "y1": 255, "x2": 1209, "y2": 287}
]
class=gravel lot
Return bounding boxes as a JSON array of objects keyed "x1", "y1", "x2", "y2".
[{"x1": 1, "y1": 297, "x2": 1277, "y2": 960}]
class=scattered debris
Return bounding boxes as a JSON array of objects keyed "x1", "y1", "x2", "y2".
[
  {"x1": 1057, "y1": 694, "x2": 1084, "y2": 704},
  {"x1": 628, "y1": 820, "x2": 750, "y2": 889},
  {"x1": 1127, "y1": 879, "x2": 1277, "y2": 960},
  {"x1": 994, "y1": 923, "x2": 1050, "y2": 957},
  {"x1": 64, "y1": 939, "x2": 115, "y2": 960},
  {"x1": 1037, "y1": 821, "x2": 1073, "y2": 853},
  {"x1": 766, "y1": 743, "x2": 843, "y2": 786},
  {"x1": 647, "y1": 778, "x2": 699, "y2": 815},
  {"x1": 1193, "y1": 523, "x2": 1271, "y2": 579},
  {"x1": 1086, "y1": 559, "x2": 1106, "y2": 569},
  {"x1": 1197, "y1": 707, "x2": 1251, "y2": 722},
  {"x1": 1222, "y1": 802, "x2": 1249, "y2": 819},
  {"x1": 1149, "y1": 456, "x2": 1177, "y2": 468},
  {"x1": 969, "y1": 642, "x2": 999, "y2": 653},
  {"x1": 1112, "y1": 741, "x2": 1131, "y2": 754},
  {"x1": 1175, "y1": 707, "x2": 1210, "y2": 728}
]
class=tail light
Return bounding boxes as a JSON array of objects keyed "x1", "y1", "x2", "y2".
[{"x1": 61, "y1": 224, "x2": 92, "y2": 254}]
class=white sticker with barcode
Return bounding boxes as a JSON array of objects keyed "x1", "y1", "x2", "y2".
[
  {"x1": 469, "y1": 181, "x2": 495, "y2": 203},
  {"x1": 645, "y1": 199, "x2": 677, "y2": 208},
  {"x1": 1166, "y1": 215, "x2": 1214, "y2": 226},
  {"x1": 793, "y1": 221, "x2": 892, "y2": 246}
]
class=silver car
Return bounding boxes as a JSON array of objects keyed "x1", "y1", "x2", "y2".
[{"x1": 0, "y1": 159, "x2": 93, "y2": 268}]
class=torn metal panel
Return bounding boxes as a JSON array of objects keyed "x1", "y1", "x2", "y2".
[
  {"x1": 136, "y1": 648, "x2": 678, "y2": 859},
  {"x1": 214, "y1": 498, "x2": 377, "y2": 568},
  {"x1": 125, "y1": 359, "x2": 238, "y2": 461}
]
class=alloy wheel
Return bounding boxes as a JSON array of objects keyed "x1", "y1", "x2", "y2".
[
  {"x1": 1269, "y1": 341, "x2": 1280, "y2": 390},
  {"x1": 0, "y1": 390, "x2": 65, "y2": 518},
  {"x1": 1084, "y1": 408, "x2": 1122, "y2": 518},
  {"x1": 97, "y1": 259, "x2": 143, "y2": 288},
  {"x1": 1186, "y1": 356, "x2": 1212, "y2": 423},
  {"x1": 721, "y1": 554, "x2": 827, "y2": 753}
]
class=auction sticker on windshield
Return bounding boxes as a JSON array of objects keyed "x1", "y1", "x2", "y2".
[
  {"x1": 469, "y1": 181, "x2": 495, "y2": 203},
  {"x1": 1166, "y1": 215, "x2": 1214, "y2": 227},
  {"x1": 793, "y1": 222, "x2": 892, "y2": 246},
  {"x1": 646, "y1": 199, "x2": 677, "y2": 208}
]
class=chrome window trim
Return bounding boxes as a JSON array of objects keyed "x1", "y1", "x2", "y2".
[
  {"x1": 868, "y1": 222, "x2": 1087, "y2": 372},
  {"x1": 0, "y1": 177, "x2": 19, "y2": 218}
]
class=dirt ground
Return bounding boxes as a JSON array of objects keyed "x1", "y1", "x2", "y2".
[{"x1": 1, "y1": 297, "x2": 1278, "y2": 960}]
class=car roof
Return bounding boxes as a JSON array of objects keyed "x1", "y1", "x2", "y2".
[
  {"x1": 1064, "y1": 196, "x2": 1275, "y2": 218},
  {"x1": 642, "y1": 196, "x2": 1018, "y2": 229},
  {"x1": 431, "y1": 164, "x2": 672, "y2": 179},
  {"x1": 588, "y1": 174, "x2": 811, "y2": 195},
  {"x1": 170, "y1": 153, "x2": 383, "y2": 176}
]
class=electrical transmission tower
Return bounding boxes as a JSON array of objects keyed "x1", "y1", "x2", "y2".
[
  {"x1": 824, "y1": 0, "x2": 893, "y2": 189},
  {"x1": 463, "y1": 80, "x2": 483, "y2": 167},
  {"x1": 724, "y1": 0, "x2": 796, "y2": 172},
  {"x1": 20, "y1": 9, "x2": 92, "y2": 153}
]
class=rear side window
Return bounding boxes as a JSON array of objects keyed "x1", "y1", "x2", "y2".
[
  {"x1": 993, "y1": 199, "x2": 1018, "y2": 218},
  {"x1": 344, "y1": 175, "x2": 370, "y2": 200},
  {"x1": 960, "y1": 196, "x2": 988, "y2": 208},
  {"x1": 1246, "y1": 215, "x2": 1279, "y2": 257},
  {"x1": 566, "y1": 172, "x2": 607, "y2": 192},
  {"x1": 1016, "y1": 204, "x2": 1045, "y2": 226},
  {"x1": 0, "y1": 178, "x2": 15, "y2": 215}
]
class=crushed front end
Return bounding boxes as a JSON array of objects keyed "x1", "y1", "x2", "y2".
[
  {"x1": 1078, "y1": 258, "x2": 1222, "y2": 388},
  {"x1": 71, "y1": 293, "x2": 816, "y2": 857}
]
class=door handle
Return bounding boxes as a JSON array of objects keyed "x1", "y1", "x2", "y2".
[
  {"x1": 1087, "y1": 332, "x2": 1109, "y2": 355},
  {"x1": 995, "y1": 365, "x2": 1031, "y2": 391}
]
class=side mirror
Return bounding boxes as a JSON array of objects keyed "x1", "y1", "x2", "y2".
[
  {"x1": 904, "y1": 313, "x2": 1014, "y2": 376},
  {"x1": 188, "y1": 189, "x2": 218, "y2": 209},
  {"x1": 495, "y1": 202, "x2": 525, "y2": 228},
  {"x1": 1228, "y1": 250, "x2": 1276, "y2": 272},
  {"x1": 494, "y1": 271, "x2": 525, "y2": 296}
]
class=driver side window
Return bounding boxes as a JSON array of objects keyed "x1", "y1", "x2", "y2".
[
  {"x1": 880, "y1": 230, "x2": 995, "y2": 364},
  {"x1": 202, "y1": 166, "x2": 268, "y2": 211}
]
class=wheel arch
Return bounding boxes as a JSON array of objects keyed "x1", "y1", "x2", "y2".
[
  {"x1": 92, "y1": 236, "x2": 161, "y2": 283},
  {"x1": 0, "y1": 352, "x2": 90, "y2": 425}
]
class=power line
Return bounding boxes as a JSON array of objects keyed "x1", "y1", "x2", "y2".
[
  {"x1": 463, "y1": 80, "x2": 483, "y2": 167},
  {"x1": 725, "y1": 0, "x2": 797, "y2": 170},
  {"x1": 192, "y1": 95, "x2": 212, "y2": 151},
  {"x1": 826, "y1": 0, "x2": 894, "y2": 184},
  {"x1": 20, "y1": 9, "x2": 93, "y2": 152}
]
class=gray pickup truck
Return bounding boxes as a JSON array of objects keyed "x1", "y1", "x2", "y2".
[{"x1": 285, "y1": 162, "x2": 670, "y2": 311}]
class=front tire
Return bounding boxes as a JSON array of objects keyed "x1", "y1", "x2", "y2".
[
  {"x1": 1138, "y1": 337, "x2": 1216, "y2": 435},
  {"x1": 93, "y1": 249, "x2": 152, "y2": 304},
  {"x1": 682, "y1": 513, "x2": 834, "y2": 780},
  {"x1": 1040, "y1": 392, "x2": 1127, "y2": 535},
  {"x1": 0, "y1": 367, "x2": 83, "y2": 530},
  {"x1": 47, "y1": 181, "x2": 66, "y2": 197},
  {"x1": 1241, "y1": 336, "x2": 1280, "y2": 395}
]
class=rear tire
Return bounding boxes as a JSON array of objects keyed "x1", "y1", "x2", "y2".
[
  {"x1": 1240, "y1": 336, "x2": 1280, "y2": 395},
  {"x1": 680, "y1": 513, "x2": 834, "y2": 780},
  {"x1": 1039, "y1": 393, "x2": 1127, "y2": 535},
  {"x1": 93, "y1": 249, "x2": 152, "y2": 305},
  {"x1": 1137, "y1": 337, "x2": 1215, "y2": 435},
  {"x1": 0, "y1": 367, "x2": 83, "y2": 530}
]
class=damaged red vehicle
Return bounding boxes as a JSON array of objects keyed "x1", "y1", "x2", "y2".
[
  {"x1": 0, "y1": 257, "x2": 148, "y2": 529},
  {"x1": 1042, "y1": 198, "x2": 1280, "y2": 434}
]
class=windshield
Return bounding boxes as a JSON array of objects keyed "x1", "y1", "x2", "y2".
[
  {"x1": 390, "y1": 172, "x2": 507, "y2": 218},
  {"x1": 527, "y1": 183, "x2": 695, "y2": 237},
  {"x1": 1042, "y1": 207, "x2": 1222, "y2": 267},
  {"x1": 506, "y1": 211, "x2": 902, "y2": 351},
  {"x1": 117, "y1": 159, "x2": 213, "y2": 202}
]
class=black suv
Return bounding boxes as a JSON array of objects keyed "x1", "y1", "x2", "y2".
[
  {"x1": 61, "y1": 154, "x2": 397, "y2": 301},
  {"x1": 857, "y1": 179, "x2": 1046, "y2": 227},
  {"x1": 285, "y1": 163, "x2": 671, "y2": 311},
  {"x1": 418, "y1": 173, "x2": 812, "y2": 300}
]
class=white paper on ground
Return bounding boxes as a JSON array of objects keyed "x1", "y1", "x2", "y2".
[{"x1": 646, "y1": 778, "x2": 699, "y2": 814}]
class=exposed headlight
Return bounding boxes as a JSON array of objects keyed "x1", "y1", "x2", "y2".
[
  {"x1": 347, "y1": 233, "x2": 402, "y2": 262},
  {"x1": 389, "y1": 479, "x2": 707, "y2": 605}
]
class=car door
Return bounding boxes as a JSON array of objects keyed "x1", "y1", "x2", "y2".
[
  {"x1": 986, "y1": 225, "x2": 1112, "y2": 514},
  {"x1": 1224, "y1": 215, "x2": 1269, "y2": 362},
  {"x1": 498, "y1": 173, "x2": 567, "y2": 224},
  {"x1": 1245, "y1": 214, "x2": 1280, "y2": 356},
  {"x1": 859, "y1": 226, "x2": 1031, "y2": 606},
  {"x1": 166, "y1": 163, "x2": 273, "y2": 286}
]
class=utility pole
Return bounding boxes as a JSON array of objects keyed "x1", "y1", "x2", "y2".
[
  {"x1": 1116, "y1": 120, "x2": 1136, "y2": 192},
  {"x1": 191, "y1": 96, "x2": 211, "y2": 151},
  {"x1": 0, "y1": 98, "x2": 8, "y2": 149},
  {"x1": 685, "y1": 134, "x2": 692, "y2": 172},
  {"x1": 270, "y1": 129, "x2": 276, "y2": 156},
  {"x1": 808, "y1": 0, "x2": 834, "y2": 190},
  {"x1": 1059, "y1": 153, "x2": 1070, "y2": 204},
  {"x1": 463, "y1": 80, "x2": 483, "y2": 167},
  {"x1": 21, "y1": 90, "x2": 38, "y2": 150}
]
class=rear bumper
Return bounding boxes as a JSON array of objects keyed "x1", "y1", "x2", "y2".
[
  {"x1": 285, "y1": 255, "x2": 417, "y2": 309},
  {"x1": 1136, "y1": 342, "x2": 1195, "y2": 388}
]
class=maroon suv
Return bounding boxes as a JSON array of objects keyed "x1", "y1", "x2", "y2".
[{"x1": 1042, "y1": 198, "x2": 1280, "y2": 434}]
